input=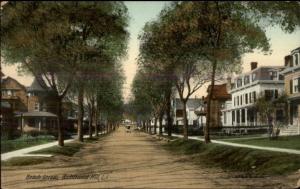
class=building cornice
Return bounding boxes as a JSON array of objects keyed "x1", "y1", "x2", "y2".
[{"x1": 229, "y1": 80, "x2": 284, "y2": 93}]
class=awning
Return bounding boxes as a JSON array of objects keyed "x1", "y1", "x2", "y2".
[{"x1": 15, "y1": 111, "x2": 58, "y2": 118}]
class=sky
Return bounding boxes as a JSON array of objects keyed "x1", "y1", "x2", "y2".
[{"x1": 2, "y1": 1, "x2": 300, "y2": 101}]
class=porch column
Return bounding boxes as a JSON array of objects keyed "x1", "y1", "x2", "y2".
[
  {"x1": 39, "y1": 119, "x2": 41, "y2": 131},
  {"x1": 234, "y1": 110, "x2": 237, "y2": 126},
  {"x1": 21, "y1": 115, "x2": 24, "y2": 133},
  {"x1": 240, "y1": 109, "x2": 242, "y2": 126},
  {"x1": 245, "y1": 108, "x2": 248, "y2": 126}
]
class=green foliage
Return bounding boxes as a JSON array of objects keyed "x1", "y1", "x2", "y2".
[
  {"x1": 1, "y1": 136, "x2": 55, "y2": 154},
  {"x1": 1, "y1": 157, "x2": 52, "y2": 166},
  {"x1": 30, "y1": 142, "x2": 83, "y2": 156},
  {"x1": 228, "y1": 135, "x2": 300, "y2": 150}
]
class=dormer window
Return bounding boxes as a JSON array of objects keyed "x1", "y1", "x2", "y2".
[
  {"x1": 269, "y1": 71, "x2": 277, "y2": 80},
  {"x1": 244, "y1": 75, "x2": 250, "y2": 85},
  {"x1": 237, "y1": 78, "x2": 242, "y2": 87},
  {"x1": 252, "y1": 73, "x2": 256, "y2": 81}
]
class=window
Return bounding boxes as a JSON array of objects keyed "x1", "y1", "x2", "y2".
[
  {"x1": 270, "y1": 71, "x2": 277, "y2": 80},
  {"x1": 279, "y1": 74, "x2": 284, "y2": 80},
  {"x1": 237, "y1": 78, "x2": 243, "y2": 88},
  {"x1": 249, "y1": 93, "x2": 252, "y2": 103},
  {"x1": 245, "y1": 93, "x2": 248, "y2": 104},
  {"x1": 244, "y1": 75, "x2": 250, "y2": 85},
  {"x1": 265, "y1": 90, "x2": 273, "y2": 101},
  {"x1": 234, "y1": 97, "x2": 236, "y2": 106},
  {"x1": 275, "y1": 90, "x2": 278, "y2": 99},
  {"x1": 293, "y1": 77, "x2": 300, "y2": 93},
  {"x1": 241, "y1": 109, "x2": 245, "y2": 123},
  {"x1": 294, "y1": 53, "x2": 299, "y2": 66},
  {"x1": 290, "y1": 80, "x2": 293, "y2": 94},
  {"x1": 253, "y1": 91, "x2": 256, "y2": 102},
  {"x1": 34, "y1": 102, "x2": 40, "y2": 111},
  {"x1": 265, "y1": 89, "x2": 279, "y2": 100},
  {"x1": 237, "y1": 96, "x2": 239, "y2": 106},
  {"x1": 252, "y1": 73, "x2": 256, "y2": 81},
  {"x1": 240, "y1": 95, "x2": 242, "y2": 106}
]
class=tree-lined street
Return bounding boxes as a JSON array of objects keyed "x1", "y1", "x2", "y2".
[
  {"x1": 2, "y1": 127, "x2": 298, "y2": 189},
  {"x1": 1, "y1": 2, "x2": 300, "y2": 188}
]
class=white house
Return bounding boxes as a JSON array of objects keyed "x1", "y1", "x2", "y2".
[
  {"x1": 222, "y1": 62, "x2": 285, "y2": 126},
  {"x1": 172, "y1": 98, "x2": 206, "y2": 126}
]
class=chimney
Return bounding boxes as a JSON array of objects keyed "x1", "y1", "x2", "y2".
[{"x1": 250, "y1": 62, "x2": 258, "y2": 70}]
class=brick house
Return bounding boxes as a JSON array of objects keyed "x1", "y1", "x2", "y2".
[
  {"x1": 205, "y1": 84, "x2": 231, "y2": 128},
  {"x1": 280, "y1": 47, "x2": 300, "y2": 135}
]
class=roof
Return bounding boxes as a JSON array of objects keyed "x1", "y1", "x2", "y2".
[
  {"x1": 175, "y1": 98, "x2": 203, "y2": 110},
  {"x1": 27, "y1": 77, "x2": 47, "y2": 92},
  {"x1": 206, "y1": 84, "x2": 230, "y2": 101},
  {"x1": 1, "y1": 75, "x2": 26, "y2": 90},
  {"x1": 15, "y1": 111, "x2": 57, "y2": 118}
]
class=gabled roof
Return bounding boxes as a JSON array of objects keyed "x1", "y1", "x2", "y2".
[
  {"x1": 206, "y1": 84, "x2": 230, "y2": 101},
  {"x1": 1, "y1": 74, "x2": 26, "y2": 90}
]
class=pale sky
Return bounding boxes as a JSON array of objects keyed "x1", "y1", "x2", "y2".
[{"x1": 2, "y1": 1, "x2": 300, "y2": 101}]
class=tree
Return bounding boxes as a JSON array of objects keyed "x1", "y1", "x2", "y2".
[
  {"x1": 1, "y1": 2, "x2": 129, "y2": 145},
  {"x1": 255, "y1": 93, "x2": 288, "y2": 139},
  {"x1": 138, "y1": 6, "x2": 211, "y2": 140},
  {"x1": 1, "y1": 2, "x2": 81, "y2": 146},
  {"x1": 139, "y1": 1, "x2": 300, "y2": 143}
]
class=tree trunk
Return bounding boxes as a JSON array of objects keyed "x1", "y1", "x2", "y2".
[
  {"x1": 159, "y1": 115, "x2": 163, "y2": 136},
  {"x1": 88, "y1": 104, "x2": 93, "y2": 139},
  {"x1": 95, "y1": 109, "x2": 98, "y2": 137},
  {"x1": 166, "y1": 90, "x2": 172, "y2": 137},
  {"x1": 182, "y1": 101, "x2": 188, "y2": 140},
  {"x1": 149, "y1": 120, "x2": 152, "y2": 134},
  {"x1": 148, "y1": 120, "x2": 151, "y2": 134},
  {"x1": 205, "y1": 62, "x2": 217, "y2": 144},
  {"x1": 106, "y1": 122, "x2": 109, "y2": 134},
  {"x1": 77, "y1": 87, "x2": 84, "y2": 142},
  {"x1": 57, "y1": 97, "x2": 64, "y2": 146},
  {"x1": 154, "y1": 117, "x2": 157, "y2": 134}
]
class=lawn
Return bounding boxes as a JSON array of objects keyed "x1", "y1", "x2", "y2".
[
  {"x1": 2, "y1": 142, "x2": 84, "y2": 166},
  {"x1": 1, "y1": 157, "x2": 52, "y2": 166},
  {"x1": 164, "y1": 138, "x2": 300, "y2": 176},
  {"x1": 225, "y1": 135, "x2": 300, "y2": 150},
  {"x1": 30, "y1": 142, "x2": 84, "y2": 156},
  {"x1": 1, "y1": 135, "x2": 55, "y2": 154}
]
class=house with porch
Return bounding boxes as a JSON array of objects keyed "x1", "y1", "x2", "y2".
[
  {"x1": 221, "y1": 62, "x2": 285, "y2": 127},
  {"x1": 172, "y1": 98, "x2": 204, "y2": 126}
]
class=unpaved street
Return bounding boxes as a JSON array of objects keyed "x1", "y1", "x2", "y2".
[{"x1": 1, "y1": 127, "x2": 299, "y2": 188}]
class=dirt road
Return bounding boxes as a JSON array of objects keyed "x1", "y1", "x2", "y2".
[{"x1": 1, "y1": 127, "x2": 298, "y2": 188}]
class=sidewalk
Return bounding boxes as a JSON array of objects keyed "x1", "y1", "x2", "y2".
[
  {"x1": 164, "y1": 133, "x2": 300, "y2": 155},
  {"x1": 1, "y1": 132, "x2": 105, "y2": 161}
]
